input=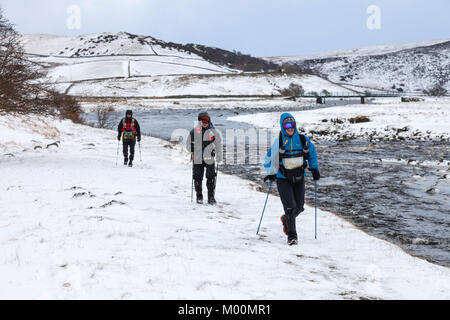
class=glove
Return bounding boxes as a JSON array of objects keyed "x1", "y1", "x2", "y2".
[
  {"x1": 264, "y1": 175, "x2": 276, "y2": 183},
  {"x1": 137, "y1": 137, "x2": 141, "y2": 142},
  {"x1": 308, "y1": 168, "x2": 320, "y2": 181},
  {"x1": 117, "y1": 135, "x2": 121, "y2": 141}
]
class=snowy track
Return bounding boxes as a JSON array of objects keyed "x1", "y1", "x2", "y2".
[{"x1": 0, "y1": 116, "x2": 449, "y2": 299}]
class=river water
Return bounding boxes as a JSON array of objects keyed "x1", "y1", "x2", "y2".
[{"x1": 83, "y1": 105, "x2": 450, "y2": 267}]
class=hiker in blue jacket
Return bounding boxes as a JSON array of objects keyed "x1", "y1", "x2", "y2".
[{"x1": 264, "y1": 113, "x2": 320, "y2": 245}]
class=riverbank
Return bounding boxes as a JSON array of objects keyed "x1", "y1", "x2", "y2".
[{"x1": 229, "y1": 98, "x2": 450, "y2": 142}]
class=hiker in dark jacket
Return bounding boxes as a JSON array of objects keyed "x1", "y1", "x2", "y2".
[
  {"x1": 263, "y1": 113, "x2": 320, "y2": 246},
  {"x1": 187, "y1": 111, "x2": 222, "y2": 204},
  {"x1": 117, "y1": 110, "x2": 141, "y2": 167}
]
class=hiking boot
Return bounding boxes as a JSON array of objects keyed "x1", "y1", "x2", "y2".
[
  {"x1": 128, "y1": 161, "x2": 133, "y2": 167},
  {"x1": 288, "y1": 239, "x2": 298, "y2": 246},
  {"x1": 208, "y1": 196, "x2": 216, "y2": 205},
  {"x1": 196, "y1": 193, "x2": 203, "y2": 204},
  {"x1": 124, "y1": 157, "x2": 128, "y2": 165}
]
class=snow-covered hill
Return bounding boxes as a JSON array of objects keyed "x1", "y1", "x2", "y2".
[
  {"x1": 265, "y1": 40, "x2": 450, "y2": 94},
  {"x1": 1, "y1": 113, "x2": 449, "y2": 299},
  {"x1": 21, "y1": 33, "x2": 353, "y2": 97},
  {"x1": 22, "y1": 33, "x2": 238, "y2": 81},
  {"x1": 22, "y1": 32, "x2": 213, "y2": 59}
]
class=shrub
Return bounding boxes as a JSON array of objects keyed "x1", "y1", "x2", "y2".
[
  {"x1": 281, "y1": 63, "x2": 300, "y2": 73},
  {"x1": 423, "y1": 83, "x2": 448, "y2": 96},
  {"x1": 348, "y1": 116, "x2": 370, "y2": 124},
  {"x1": 331, "y1": 118, "x2": 344, "y2": 124}
]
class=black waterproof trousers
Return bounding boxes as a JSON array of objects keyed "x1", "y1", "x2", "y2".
[
  {"x1": 276, "y1": 177, "x2": 305, "y2": 241},
  {"x1": 123, "y1": 139, "x2": 136, "y2": 162},
  {"x1": 193, "y1": 162, "x2": 216, "y2": 198}
]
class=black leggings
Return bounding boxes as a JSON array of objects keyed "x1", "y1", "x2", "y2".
[
  {"x1": 123, "y1": 139, "x2": 136, "y2": 161},
  {"x1": 276, "y1": 177, "x2": 305, "y2": 241},
  {"x1": 193, "y1": 162, "x2": 216, "y2": 194}
]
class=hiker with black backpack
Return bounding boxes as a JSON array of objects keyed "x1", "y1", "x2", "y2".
[
  {"x1": 117, "y1": 110, "x2": 141, "y2": 167},
  {"x1": 263, "y1": 113, "x2": 320, "y2": 246},
  {"x1": 187, "y1": 111, "x2": 221, "y2": 205}
]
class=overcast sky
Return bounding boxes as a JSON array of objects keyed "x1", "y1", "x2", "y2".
[{"x1": 1, "y1": 0, "x2": 449, "y2": 57}]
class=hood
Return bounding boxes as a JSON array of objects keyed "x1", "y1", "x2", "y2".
[
  {"x1": 124, "y1": 110, "x2": 133, "y2": 122},
  {"x1": 198, "y1": 111, "x2": 213, "y2": 129},
  {"x1": 198, "y1": 111, "x2": 210, "y2": 121},
  {"x1": 280, "y1": 113, "x2": 297, "y2": 137}
]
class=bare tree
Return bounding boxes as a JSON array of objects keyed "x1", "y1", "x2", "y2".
[
  {"x1": 95, "y1": 106, "x2": 115, "y2": 128},
  {"x1": 0, "y1": 7, "x2": 82, "y2": 121},
  {"x1": 277, "y1": 83, "x2": 305, "y2": 97}
]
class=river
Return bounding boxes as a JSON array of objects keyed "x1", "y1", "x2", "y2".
[{"x1": 83, "y1": 104, "x2": 450, "y2": 267}]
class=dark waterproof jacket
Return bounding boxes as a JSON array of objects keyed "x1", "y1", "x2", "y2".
[{"x1": 117, "y1": 117, "x2": 141, "y2": 141}]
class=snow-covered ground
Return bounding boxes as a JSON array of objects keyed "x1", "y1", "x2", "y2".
[
  {"x1": 47, "y1": 58, "x2": 230, "y2": 82},
  {"x1": 66, "y1": 73, "x2": 352, "y2": 98},
  {"x1": 1, "y1": 114, "x2": 449, "y2": 299},
  {"x1": 78, "y1": 97, "x2": 313, "y2": 113},
  {"x1": 229, "y1": 98, "x2": 450, "y2": 142}
]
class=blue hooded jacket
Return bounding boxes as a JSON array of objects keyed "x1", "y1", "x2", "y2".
[{"x1": 264, "y1": 113, "x2": 319, "y2": 180}]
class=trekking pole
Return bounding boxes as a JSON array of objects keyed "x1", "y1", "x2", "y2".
[
  {"x1": 191, "y1": 176, "x2": 194, "y2": 203},
  {"x1": 138, "y1": 141, "x2": 142, "y2": 162},
  {"x1": 256, "y1": 181, "x2": 272, "y2": 235},
  {"x1": 314, "y1": 180, "x2": 318, "y2": 239},
  {"x1": 190, "y1": 153, "x2": 194, "y2": 203},
  {"x1": 115, "y1": 140, "x2": 120, "y2": 166},
  {"x1": 214, "y1": 162, "x2": 219, "y2": 190}
]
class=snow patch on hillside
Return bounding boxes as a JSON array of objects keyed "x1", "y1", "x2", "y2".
[
  {"x1": 67, "y1": 73, "x2": 353, "y2": 97},
  {"x1": 21, "y1": 33, "x2": 201, "y2": 58},
  {"x1": 265, "y1": 39, "x2": 449, "y2": 62}
]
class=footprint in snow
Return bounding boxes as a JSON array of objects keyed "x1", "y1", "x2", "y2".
[
  {"x1": 102, "y1": 191, "x2": 123, "y2": 196},
  {"x1": 257, "y1": 234, "x2": 271, "y2": 243},
  {"x1": 72, "y1": 191, "x2": 95, "y2": 198},
  {"x1": 86, "y1": 215, "x2": 115, "y2": 222},
  {"x1": 99, "y1": 200, "x2": 126, "y2": 208},
  {"x1": 80, "y1": 147, "x2": 95, "y2": 151},
  {"x1": 66, "y1": 186, "x2": 85, "y2": 191},
  {"x1": 46, "y1": 142, "x2": 60, "y2": 149},
  {"x1": 295, "y1": 254, "x2": 319, "y2": 260}
]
